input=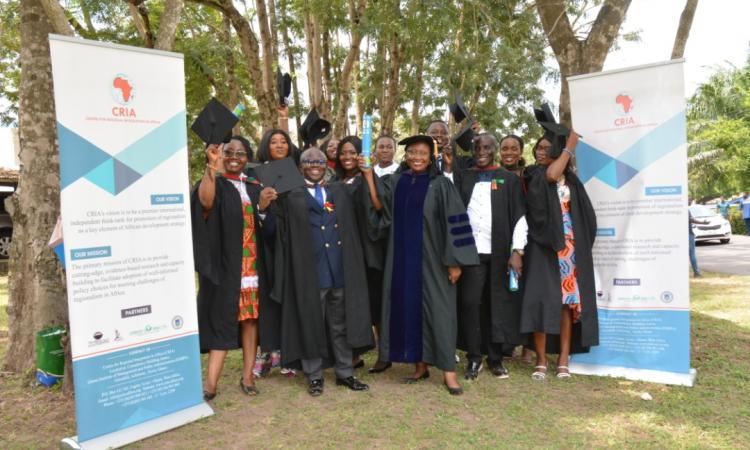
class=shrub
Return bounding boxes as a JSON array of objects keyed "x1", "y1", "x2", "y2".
[{"x1": 729, "y1": 209, "x2": 746, "y2": 235}]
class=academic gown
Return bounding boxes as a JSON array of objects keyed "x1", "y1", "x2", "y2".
[
  {"x1": 454, "y1": 167, "x2": 526, "y2": 348},
  {"x1": 190, "y1": 176, "x2": 280, "y2": 353},
  {"x1": 369, "y1": 172, "x2": 479, "y2": 372},
  {"x1": 271, "y1": 182, "x2": 374, "y2": 369},
  {"x1": 520, "y1": 165, "x2": 599, "y2": 353}
]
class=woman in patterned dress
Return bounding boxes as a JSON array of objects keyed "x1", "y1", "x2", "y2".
[
  {"x1": 193, "y1": 136, "x2": 278, "y2": 400},
  {"x1": 520, "y1": 132, "x2": 599, "y2": 380}
]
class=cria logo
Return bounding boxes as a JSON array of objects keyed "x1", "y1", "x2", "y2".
[
  {"x1": 614, "y1": 92, "x2": 635, "y2": 126},
  {"x1": 111, "y1": 74, "x2": 135, "y2": 105}
]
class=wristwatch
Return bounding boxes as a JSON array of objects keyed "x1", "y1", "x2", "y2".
[{"x1": 513, "y1": 249, "x2": 525, "y2": 257}]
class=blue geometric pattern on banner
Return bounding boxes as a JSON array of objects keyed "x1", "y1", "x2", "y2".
[
  {"x1": 58, "y1": 123, "x2": 112, "y2": 189},
  {"x1": 115, "y1": 112, "x2": 187, "y2": 175},
  {"x1": 57, "y1": 111, "x2": 186, "y2": 196},
  {"x1": 113, "y1": 158, "x2": 143, "y2": 194},
  {"x1": 577, "y1": 111, "x2": 686, "y2": 189},
  {"x1": 84, "y1": 158, "x2": 116, "y2": 195}
]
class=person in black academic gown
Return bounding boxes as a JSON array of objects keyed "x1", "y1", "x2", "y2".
[
  {"x1": 191, "y1": 136, "x2": 279, "y2": 400},
  {"x1": 271, "y1": 147, "x2": 373, "y2": 396},
  {"x1": 364, "y1": 135, "x2": 479, "y2": 395},
  {"x1": 427, "y1": 120, "x2": 474, "y2": 177},
  {"x1": 331, "y1": 136, "x2": 389, "y2": 372},
  {"x1": 247, "y1": 128, "x2": 298, "y2": 378},
  {"x1": 520, "y1": 132, "x2": 599, "y2": 380},
  {"x1": 454, "y1": 133, "x2": 527, "y2": 380}
]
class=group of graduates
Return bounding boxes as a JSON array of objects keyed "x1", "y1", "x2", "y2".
[{"x1": 190, "y1": 101, "x2": 599, "y2": 400}]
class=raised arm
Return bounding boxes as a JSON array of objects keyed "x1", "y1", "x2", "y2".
[
  {"x1": 198, "y1": 144, "x2": 223, "y2": 211},
  {"x1": 546, "y1": 132, "x2": 579, "y2": 182}
]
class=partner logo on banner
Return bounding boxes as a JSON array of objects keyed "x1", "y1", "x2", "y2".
[{"x1": 111, "y1": 73, "x2": 136, "y2": 117}]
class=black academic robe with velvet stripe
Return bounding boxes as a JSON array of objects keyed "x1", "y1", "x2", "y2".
[
  {"x1": 520, "y1": 165, "x2": 599, "y2": 352},
  {"x1": 271, "y1": 182, "x2": 374, "y2": 369},
  {"x1": 455, "y1": 167, "x2": 526, "y2": 347},
  {"x1": 369, "y1": 172, "x2": 479, "y2": 372},
  {"x1": 190, "y1": 176, "x2": 280, "y2": 353}
]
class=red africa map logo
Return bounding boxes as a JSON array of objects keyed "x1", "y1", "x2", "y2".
[
  {"x1": 110, "y1": 74, "x2": 136, "y2": 117},
  {"x1": 614, "y1": 92, "x2": 635, "y2": 126}
]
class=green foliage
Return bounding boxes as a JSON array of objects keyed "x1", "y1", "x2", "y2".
[
  {"x1": 0, "y1": 0, "x2": 20, "y2": 126},
  {"x1": 688, "y1": 56, "x2": 750, "y2": 201},
  {"x1": 729, "y1": 208, "x2": 746, "y2": 236}
]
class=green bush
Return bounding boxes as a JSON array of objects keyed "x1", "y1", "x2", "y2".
[{"x1": 729, "y1": 209, "x2": 746, "y2": 235}]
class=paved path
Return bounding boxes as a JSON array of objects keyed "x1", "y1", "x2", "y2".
[{"x1": 696, "y1": 234, "x2": 750, "y2": 275}]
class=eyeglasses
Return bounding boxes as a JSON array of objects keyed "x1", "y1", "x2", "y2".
[
  {"x1": 223, "y1": 150, "x2": 248, "y2": 158},
  {"x1": 406, "y1": 149, "x2": 431, "y2": 157},
  {"x1": 301, "y1": 159, "x2": 327, "y2": 166}
]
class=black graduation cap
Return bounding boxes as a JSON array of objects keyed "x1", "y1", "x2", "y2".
[
  {"x1": 449, "y1": 93, "x2": 474, "y2": 124},
  {"x1": 452, "y1": 124, "x2": 476, "y2": 152},
  {"x1": 276, "y1": 69, "x2": 292, "y2": 106},
  {"x1": 191, "y1": 98, "x2": 238, "y2": 145},
  {"x1": 299, "y1": 108, "x2": 331, "y2": 149},
  {"x1": 252, "y1": 157, "x2": 305, "y2": 194},
  {"x1": 534, "y1": 103, "x2": 570, "y2": 158},
  {"x1": 399, "y1": 135, "x2": 438, "y2": 157}
]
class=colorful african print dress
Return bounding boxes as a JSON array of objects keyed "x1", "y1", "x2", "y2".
[
  {"x1": 556, "y1": 176, "x2": 580, "y2": 306},
  {"x1": 227, "y1": 176, "x2": 260, "y2": 321}
]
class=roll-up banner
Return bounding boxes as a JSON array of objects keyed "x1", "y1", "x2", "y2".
[
  {"x1": 49, "y1": 35, "x2": 213, "y2": 449},
  {"x1": 568, "y1": 60, "x2": 696, "y2": 386}
]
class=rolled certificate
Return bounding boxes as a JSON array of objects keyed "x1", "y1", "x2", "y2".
[{"x1": 362, "y1": 114, "x2": 372, "y2": 168}]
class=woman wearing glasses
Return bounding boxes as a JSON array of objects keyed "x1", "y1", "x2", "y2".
[
  {"x1": 364, "y1": 135, "x2": 479, "y2": 395},
  {"x1": 192, "y1": 136, "x2": 279, "y2": 400}
]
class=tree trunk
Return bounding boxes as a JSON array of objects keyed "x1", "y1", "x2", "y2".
[
  {"x1": 304, "y1": 9, "x2": 324, "y2": 112},
  {"x1": 209, "y1": 0, "x2": 277, "y2": 129},
  {"x1": 38, "y1": 0, "x2": 74, "y2": 37},
  {"x1": 332, "y1": 0, "x2": 367, "y2": 135},
  {"x1": 127, "y1": 1, "x2": 155, "y2": 48},
  {"x1": 410, "y1": 55, "x2": 424, "y2": 134},
  {"x1": 255, "y1": 0, "x2": 277, "y2": 105},
  {"x1": 267, "y1": 0, "x2": 280, "y2": 65},
  {"x1": 536, "y1": 0, "x2": 632, "y2": 126},
  {"x1": 380, "y1": 37, "x2": 402, "y2": 136},
  {"x1": 671, "y1": 0, "x2": 699, "y2": 59},
  {"x1": 4, "y1": 0, "x2": 70, "y2": 394},
  {"x1": 279, "y1": 0, "x2": 303, "y2": 146},
  {"x1": 154, "y1": 0, "x2": 184, "y2": 51},
  {"x1": 321, "y1": 29, "x2": 334, "y2": 113}
]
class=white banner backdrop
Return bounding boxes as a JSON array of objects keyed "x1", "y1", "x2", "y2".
[
  {"x1": 568, "y1": 60, "x2": 695, "y2": 386},
  {"x1": 49, "y1": 35, "x2": 212, "y2": 449}
]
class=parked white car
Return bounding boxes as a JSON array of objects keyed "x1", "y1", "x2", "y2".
[{"x1": 690, "y1": 204, "x2": 731, "y2": 244}]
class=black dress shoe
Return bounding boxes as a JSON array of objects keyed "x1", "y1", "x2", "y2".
[
  {"x1": 308, "y1": 378, "x2": 324, "y2": 396},
  {"x1": 353, "y1": 359, "x2": 365, "y2": 369},
  {"x1": 336, "y1": 376, "x2": 369, "y2": 391},
  {"x1": 402, "y1": 370, "x2": 430, "y2": 384},
  {"x1": 464, "y1": 360, "x2": 483, "y2": 380},
  {"x1": 368, "y1": 361, "x2": 392, "y2": 374},
  {"x1": 488, "y1": 360, "x2": 509, "y2": 379},
  {"x1": 203, "y1": 390, "x2": 217, "y2": 401},
  {"x1": 240, "y1": 377, "x2": 260, "y2": 396},
  {"x1": 444, "y1": 382, "x2": 463, "y2": 396}
]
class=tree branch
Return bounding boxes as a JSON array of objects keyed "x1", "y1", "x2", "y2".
[
  {"x1": 39, "y1": 0, "x2": 74, "y2": 36},
  {"x1": 584, "y1": 0, "x2": 632, "y2": 69},
  {"x1": 671, "y1": 0, "x2": 698, "y2": 59},
  {"x1": 155, "y1": 0, "x2": 184, "y2": 51}
]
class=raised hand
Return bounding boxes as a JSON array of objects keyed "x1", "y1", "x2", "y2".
[
  {"x1": 206, "y1": 143, "x2": 224, "y2": 173},
  {"x1": 258, "y1": 187, "x2": 279, "y2": 211}
]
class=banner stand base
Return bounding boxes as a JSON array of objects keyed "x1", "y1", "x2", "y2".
[
  {"x1": 60, "y1": 402, "x2": 214, "y2": 450},
  {"x1": 570, "y1": 362, "x2": 697, "y2": 387}
]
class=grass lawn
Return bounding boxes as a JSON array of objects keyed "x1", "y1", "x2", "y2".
[{"x1": 1, "y1": 272, "x2": 749, "y2": 448}]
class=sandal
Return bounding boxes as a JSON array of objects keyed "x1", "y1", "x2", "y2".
[
  {"x1": 240, "y1": 377, "x2": 260, "y2": 396},
  {"x1": 531, "y1": 365, "x2": 547, "y2": 381},
  {"x1": 556, "y1": 365, "x2": 571, "y2": 379}
]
